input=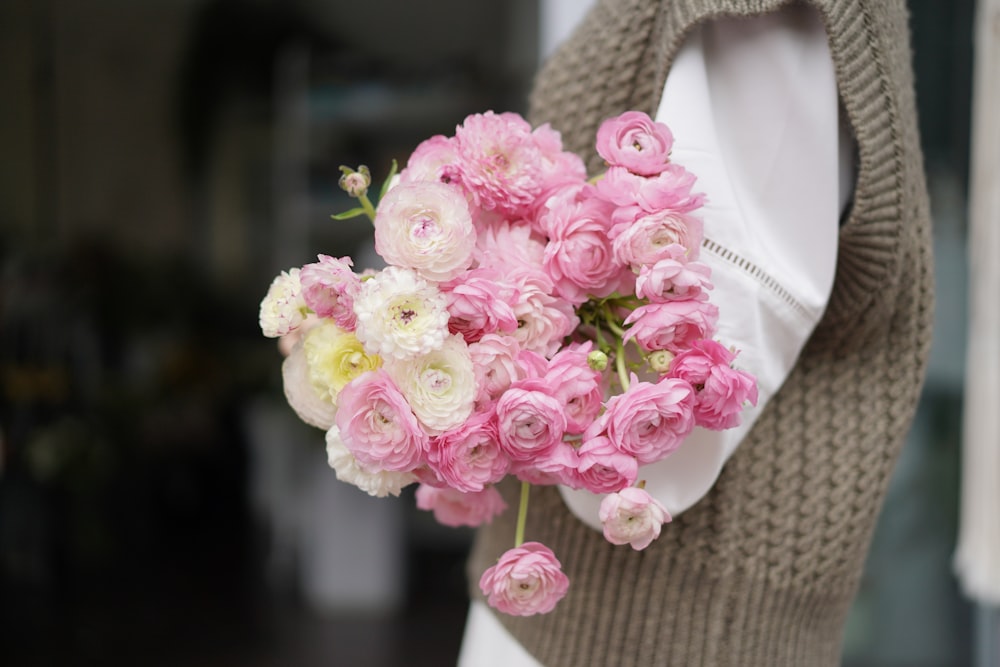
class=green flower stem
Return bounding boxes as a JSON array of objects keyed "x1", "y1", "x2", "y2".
[
  {"x1": 616, "y1": 338, "x2": 630, "y2": 392},
  {"x1": 514, "y1": 481, "x2": 531, "y2": 547},
  {"x1": 359, "y1": 194, "x2": 377, "y2": 222}
]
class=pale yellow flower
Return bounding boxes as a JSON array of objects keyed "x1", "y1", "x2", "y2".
[{"x1": 304, "y1": 320, "x2": 382, "y2": 402}]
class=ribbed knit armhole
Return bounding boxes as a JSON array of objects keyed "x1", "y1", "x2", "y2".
[{"x1": 531, "y1": 0, "x2": 924, "y2": 339}]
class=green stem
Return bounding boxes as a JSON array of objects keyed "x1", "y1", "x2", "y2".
[
  {"x1": 602, "y1": 303, "x2": 627, "y2": 338},
  {"x1": 359, "y1": 194, "x2": 377, "y2": 222},
  {"x1": 514, "y1": 481, "x2": 531, "y2": 547},
  {"x1": 616, "y1": 338, "x2": 630, "y2": 392}
]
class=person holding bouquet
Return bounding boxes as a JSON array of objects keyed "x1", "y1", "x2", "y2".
[{"x1": 460, "y1": 1, "x2": 933, "y2": 666}]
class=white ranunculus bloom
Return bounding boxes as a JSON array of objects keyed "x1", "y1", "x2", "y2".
[
  {"x1": 386, "y1": 334, "x2": 476, "y2": 435},
  {"x1": 259, "y1": 268, "x2": 307, "y2": 338},
  {"x1": 374, "y1": 181, "x2": 475, "y2": 282},
  {"x1": 325, "y1": 426, "x2": 417, "y2": 497},
  {"x1": 353, "y1": 266, "x2": 450, "y2": 360}
]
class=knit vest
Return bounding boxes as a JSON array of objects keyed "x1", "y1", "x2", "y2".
[{"x1": 467, "y1": 1, "x2": 934, "y2": 665}]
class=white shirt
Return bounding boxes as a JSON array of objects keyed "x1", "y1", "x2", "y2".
[{"x1": 459, "y1": 6, "x2": 851, "y2": 666}]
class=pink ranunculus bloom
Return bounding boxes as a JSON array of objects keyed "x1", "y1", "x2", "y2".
[
  {"x1": 541, "y1": 193, "x2": 630, "y2": 304},
  {"x1": 623, "y1": 299, "x2": 719, "y2": 353},
  {"x1": 515, "y1": 348, "x2": 551, "y2": 380},
  {"x1": 512, "y1": 439, "x2": 580, "y2": 487},
  {"x1": 531, "y1": 122, "x2": 588, "y2": 196},
  {"x1": 595, "y1": 110, "x2": 674, "y2": 176},
  {"x1": 668, "y1": 340, "x2": 759, "y2": 430},
  {"x1": 544, "y1": 342, "x2": 605, "y2": 435},
  {"x1": 469, "y1": 334, "x2": 525, "y2": 408},
  {"x1": 599, "y1": 486, "x2": 672, "y2": 550},
  {"x1": 415, "y1": 484, "x2": 507, "y2": 528},
  {"x1": 508, "y1": 269, "x2": 580, "y2": 358},
  {"x1": 374, "y1": 181, "x2": 476, "y2": 282},
  {"x1": 474, "y1": 220, "x2": 548, "y2": 277},
  {"x1": 634, "y1": 246, "x2": 713, "y2": 302},
  {"x1": 597, "y1": 163, "x2": 705, "y2": 214},
  {"x1": 398, "y1": 134, "x2": 461, "y2": 186},
  {"x1": 530, "y1": 180, "x2": 593, "y2": 234},
  {"x1": 299, "y1": 255, "x2": 361, "y2": 330},
  {"x1": 426, "y1": 410, "x2": 510, "y2": 493},
  {"x1": 335, "y1": 370, "x2": 429, "y2": 472},
  {"x1": 495, "y1": 382, "x2": 568, "y2": 462},
  {"x1": 611, "y1": 208, "x2": 704, "y2": 268},
  {"x1": 454, "y1": 111, "x2": 543, "y2": 219},
  {"x1": 574, "y1": 435, "x2": 639, "y2": 494},
  {"x1": 442, "y1": 268, "x2": 519, "y2": 344},
  {"x1": 596, "y1": 375, "x2": 695, "y2": 464},
  {"x1": 479, "y1": 542, "x2": 570, "y2": 616}
]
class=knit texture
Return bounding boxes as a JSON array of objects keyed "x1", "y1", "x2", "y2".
[{"x1": 467, "y1": 1, "x2": 934, "y2": 665}]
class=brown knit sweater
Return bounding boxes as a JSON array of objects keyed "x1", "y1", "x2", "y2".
[{"x1": 467, "y1": 1, "x2": 934, "y2": 665}]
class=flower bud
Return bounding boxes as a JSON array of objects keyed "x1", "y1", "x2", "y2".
[
  {"x1": 647, "y1": 349, "x2": 675, "y2": 373},
  {"x1": 339, "y1": 165, "x2": 371, "y2": 197},
  {"x1": 587, "y1": 350, "x2": 609, "y2": 371}
]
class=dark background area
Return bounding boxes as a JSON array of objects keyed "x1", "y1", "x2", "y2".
[{"x1": 0, "y1": 1, "x2": 983, "y2": 665}]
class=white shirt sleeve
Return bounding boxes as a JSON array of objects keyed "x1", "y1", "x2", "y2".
[
  {"x1": 557, "y1": 3, "x2": 844, "y2": 530},
  {"x1": 459, "y1": 6, "x2": 849, "y2": 666}
]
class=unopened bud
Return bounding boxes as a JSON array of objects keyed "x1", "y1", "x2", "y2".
[
  {"x1": 339, "y1": 165, "x2": 371, "y2": 198},
  {"x1": 587, "y1": 350, "x2": 609, "y2": 371},
  {"x1": 647, "y1": 349, "x2": 675, "y2": 373}
]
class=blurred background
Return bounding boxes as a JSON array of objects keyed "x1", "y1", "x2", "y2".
[{"x1": 0, "y1": 0, "x2": 991, "y2": 665}]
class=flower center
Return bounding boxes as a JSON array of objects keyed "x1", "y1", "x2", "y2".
[
  {"x1": 421, "y1": 368, "x2": 452, "y2": 393},
  {"x1": 409, "y1": 212, "x2": 440, "y2": 241}
]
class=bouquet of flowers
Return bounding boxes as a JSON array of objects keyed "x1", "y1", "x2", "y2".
[{"x1": 259, "y1": 109, "x2": 757, "y2": 616}]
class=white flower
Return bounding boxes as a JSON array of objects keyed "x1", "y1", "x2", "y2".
[
  {"x1": 374, "y1": 182, "x2": 475, "y2": 282},
  {"x1": 353, "y1": 266, "x2": 450, "y2": 360},
  {"x1": 325, "y1": 425, "x2": 417, "y2": 497},
  {"x1": 259, "y1": 268, "x2": 307, "y2": 337},
  {"x1": 281, "y1": 341, "x2": 338, "y2": 430},
  {"x1": 385, "y1": 334, "x2": 476, "y2": 434},
  {"x1": 303, "y1": 320, "x2": 381, "y2": 402}
]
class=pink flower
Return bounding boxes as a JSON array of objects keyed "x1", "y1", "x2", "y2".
[
  {"x1": 597, "y1": 163, "x2": 705, "y2": 214},
  {"x1": 416, "y1": 484, "x2": 507, "y2": 527},
  {"x1": 623, "y1": 300, "x2": 719, "y2": 353},
  {"x1": 455, "y1": 111, "x2": 542, "y2": 218},
  {"x1": 512, "y1": 439, "x2": 580, "y2": 486},
  {"x1": 474, "y1": 220, "x2": 547, "y2": 277},
  {"x1": 574, "y1": 435, "x2": 638, "y2": 494},
  {"x1": 299, "y1": 255, "x2": 361, "y2": 329},
  {"x1": 599, "y1": 486, "x2": 671, "y2": 550},
  {"x1": 591, "y1": 376, "x2": 695, "y2": 464},
  {"x1": 541, "y1": 192, "x2": 630, "y2": 304},
  {"x1": 479, "y1": 542, "x2": 569, "y2": 616},
  {"x1": 668, "y1": 340, "x2": 758, "y2": 430},
  {"x1": 442, "y1": 268, "x2": 519, "y2": 343},
  {"x1": 495, "y1": 383, "x2": 567, "y2": 462},
  {"x1": 335, "y1": 370, "x2": 428, "y2": 472},
  {"x1": 611, "y1": 208, "x2": 704, "y2": 268},
  {"x1": 514, "y1": 348, "x2": 550, "y2": 380},
  {"x1": 374, "y1": 181, "x2": 475, "y2": 282},
  {"x1": 426, "y1": 410, "x2": 509, "y2": 492},
  {"x1": 399, "y1": 134, "x2": 461, "y2": 186},
  {"x1": 509, "y1": 270, "x2": 580, "y2": 357},
  {"x1": 531, "y1": 123, "x2": 588, "y2": 194},
  {"x1": 635, "y1": 247, "x2": 713, "y2": 302},
  {"x1": 544, "y1": 342, "x2": 604, "y2": 434},
  {"x1": 469, "y1": 334, "x2": 525, "y2": 407},
  {"x1": 595, "y1": 111, "x2": 674, "y2": 176}
]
